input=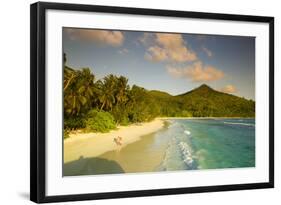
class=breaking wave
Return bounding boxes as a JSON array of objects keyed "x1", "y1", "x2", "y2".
[
  {"x1": 223, "y1": 122, "x2": 255, "y2": 127},
  {"x1": 157, "y1": 136, "x2": 197, "y2": 171}
]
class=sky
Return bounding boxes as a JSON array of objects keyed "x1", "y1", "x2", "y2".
[{"x1": 63, "y1": 28, "x2": 255, "y2": 100}]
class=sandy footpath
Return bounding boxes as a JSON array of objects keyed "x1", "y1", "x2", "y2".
[{"x1": 64, "y1": 119, "x2": 165, "y2": 163}]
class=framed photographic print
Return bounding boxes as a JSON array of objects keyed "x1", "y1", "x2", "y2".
[{"x1": 30, "y1": 1, "x2": 274, "y2": 203}]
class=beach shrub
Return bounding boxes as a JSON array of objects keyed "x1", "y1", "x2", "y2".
[
  {"x1": 64, "y1": 117, "x2": 86, "y2": 130},
  {"x1": 85, "y1": 109, "x2": 116, "y2": 133}
]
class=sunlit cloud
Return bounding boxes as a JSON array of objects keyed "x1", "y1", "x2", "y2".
[
  {"x1": 140, "y1": 33, "x2": 197, "y2": 63},
  {"x1": 220, "y1": 85, "x2": 237, "y2": 94},
  {"x1": 167, "y1": 61, "x2": 224, "y2": 82},
  {"x1": 202, "y1": 46, "x2": 213, "y2": 57},
  {"x1": 65, "y1": 28, "x2": 124, "y2": 47}
]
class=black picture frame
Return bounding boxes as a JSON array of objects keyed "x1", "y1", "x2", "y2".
[{"x1": 30, "y1": 1, "x2": 274, "y2": 203}]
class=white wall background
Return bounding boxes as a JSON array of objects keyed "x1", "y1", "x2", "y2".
[{"x1": 0, "y1": 0, "x2": 279, "y2": 204}]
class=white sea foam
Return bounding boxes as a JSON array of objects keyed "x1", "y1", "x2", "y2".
[
  {"x1": 184, "y1": 130, "x2": 191, "y2": 135},
  {"x1": 178, "y1": 141, "x2": 194, "y2": 167},
  {"x1": 158, "y1": 136, "x2": 197, "y2": 171},
  {"x1": 223, "y1": 122, "x2": 255, "y2": 126}
]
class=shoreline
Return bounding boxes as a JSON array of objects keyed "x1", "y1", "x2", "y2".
[
  {"x1": 158, "y1": 117, "x2": 255, "y2": 119},
  {"x1": 64, "y1": 118, "x2": 165, "y2": 163}
]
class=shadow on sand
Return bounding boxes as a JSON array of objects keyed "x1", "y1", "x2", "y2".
[{"x1": 64, "y1": 156, "x2": 125, "y2": 176}]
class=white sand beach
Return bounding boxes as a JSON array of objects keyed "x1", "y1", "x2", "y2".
[{"x1": 64, "y1": 118, "x2": 165, "y2": 163}]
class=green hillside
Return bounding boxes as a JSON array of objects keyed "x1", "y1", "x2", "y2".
[
  {"x1": 177, "y1": 84, "x2": 254, "y2": 117},
  {"x1": 148, "y1": 84, "x2": 255, "y2": 117}
]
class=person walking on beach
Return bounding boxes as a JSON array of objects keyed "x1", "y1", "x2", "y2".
[
  {"x1": 113, "y1": 136, "x2": 123, "y2": 152},
  {"x1": 117, "y1": 136, "x2": 122, "y2": 144}
]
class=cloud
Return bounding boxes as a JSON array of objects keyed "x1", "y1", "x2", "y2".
[
  {"x1": 167, "y1": 66, "x2": 183, "y2": 77},
  {"x1": 220, "y1": 85, "x2": 237, "y2": 93},
  {"x1": 145, "y1": 46, "x2": 168, "y2": 61},
  {"x1": 202, "y1": 46, "x2": 213, "y2": 57},
  {"x1": 139, "y1": 33, "x2": 154, "y2": 46},
  {"x1": 65, "y1": 28, "x2": 124, "y2": 47},
  {"x1": 118, "y1": 48, "x2": 129, "y2": 55},
  {"x1": 167, "y1": 61, "x2": 224, "y2": 82},
  {"x1": 140, "y1": 33, "x2": 197, "y2": 63}
]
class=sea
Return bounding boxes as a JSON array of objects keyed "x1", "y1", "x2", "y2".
[{"x1": 156, "y1": 118, "x2": 255, "y2": 171}]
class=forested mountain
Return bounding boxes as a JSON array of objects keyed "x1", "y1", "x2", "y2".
[
  {"x1": 63, "y1": 57, "x2": 255, "y2": 134},
  {"x1": 148, "y1": 84, "x2": 254, "y2": 118},
  {"x1": 177, "y1": 84, "x2": 254, "y2": 117}
]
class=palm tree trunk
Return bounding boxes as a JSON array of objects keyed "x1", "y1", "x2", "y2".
[
  {"x1": 100, "y1": 101, "x2": 106, "y2": 110},
  {"x1": 64, "y1": 73, "x2": 75, "y2": 91}
]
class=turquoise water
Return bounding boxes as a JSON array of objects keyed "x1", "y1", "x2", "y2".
[{"x1": 157, "y1": 118, "x2": 255, "y2": 171}]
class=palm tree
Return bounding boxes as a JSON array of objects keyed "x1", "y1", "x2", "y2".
[
  {"x1": 98, "y1": 75, "x2": 117, "y2": 111},
  {"x1": 115, "y1": 76, "x2": 129, "y2": 106},
  {"x1": 64, "y1": 67, "x2": 95, "y2": 116},
  {"x1": 64, "y1": 66, "x2": 77, "y2": 91}
]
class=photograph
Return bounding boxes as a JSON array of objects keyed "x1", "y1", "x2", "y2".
[
  {"x1": 29, "y1": 1, "x2": 274, "y2": 202},
  {"x1": 63, "y1": 28, "x2": 256, "y2": 176}
]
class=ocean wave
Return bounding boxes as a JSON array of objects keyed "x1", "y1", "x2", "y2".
[
  {"x1": 223, "y1": 122, "x2": 255, "y2": 127},
  {"x1": 178, "y1": 141, "x2": 195, "y2": 168},
  {"x1": 157, "y1": 136, "x2": 197, "y2": 171}
]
